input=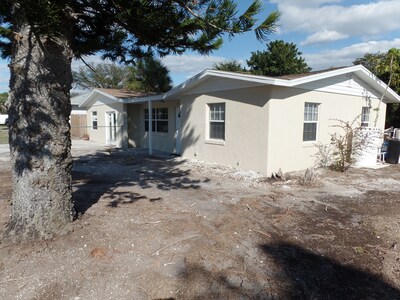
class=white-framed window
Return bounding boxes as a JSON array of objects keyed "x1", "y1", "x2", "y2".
[
  {"x1": 209, "y1": 103, "x2": 225, "y2": 140},
  {"x1": 361, "y1": 106, "x2": 370, "y2": 127},
  {"x1": 91, "y1": 111, "x2": 98, "y2": 130},
  {"x1": 303, "y1": 102, "x2": 319, "y2": 142},
  {"x1": 144, "y1": 108, "x2": 168, "y2": 133}
]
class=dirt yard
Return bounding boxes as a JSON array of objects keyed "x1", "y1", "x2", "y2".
[{"x1": 1, "y1": 145, "x2": 400, "y2": 299}]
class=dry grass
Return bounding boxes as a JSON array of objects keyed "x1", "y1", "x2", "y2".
[{"x1": 0, "y1": 125, "x2": 7, "y2": 145}]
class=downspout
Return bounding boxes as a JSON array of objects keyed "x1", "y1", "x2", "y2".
[{"x1": 148, "y1": 100, "x2": 153, "y2": 155}]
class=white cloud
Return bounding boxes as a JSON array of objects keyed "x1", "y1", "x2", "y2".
[
  {"x1": 304, "y1": 38, "x2": 400, "y2": 70},
  {"x1": 301, "y1": 30, "x2": 348, "y2": 45},
  {"x1": 72, "y1": 55, "x2": 113, "y2": 71},
  {"x1": 161, "y1": 54, "x2": 225, "y2": 78},
  {"x1": 272, "y1": 0, "x2": 400, "y2": 42}
]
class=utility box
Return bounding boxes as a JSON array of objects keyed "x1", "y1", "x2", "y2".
[{"x1": 385, "y1": 139, "x2": 400, "y2": 164}]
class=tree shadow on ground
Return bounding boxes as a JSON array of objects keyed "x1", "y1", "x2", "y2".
[
  {"x1": 260, "y1": 242, "x2": 400, "y2": 299},
  {"x1": 176, "y1": 242, "x2": 400, "y2": 299},
  {"x1": 72, "y1": 149, "x2": 206, "y2": 215}
]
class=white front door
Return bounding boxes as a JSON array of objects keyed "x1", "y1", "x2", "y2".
[
  {"x1": 106, "y1": 111, "x2": 117, "y2": 144},
  {"x1": 175, "y1": 107, "x2": 181, "y2": 154}
]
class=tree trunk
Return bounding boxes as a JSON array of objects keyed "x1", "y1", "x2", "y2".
[{"x1": 6, "y1": 24, "x2": 74, "y2": 240}]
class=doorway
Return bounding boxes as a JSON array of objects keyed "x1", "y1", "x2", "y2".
[{"x1": 106, "y1": 111, "x2": 117, "y2": 145}]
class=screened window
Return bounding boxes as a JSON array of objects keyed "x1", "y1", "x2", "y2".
[
  {"x1": 92, "y1": 111, "x2": 98, "y2": 130},
  {"x1": 361, "y1": 107, "x2": 370, "y2": 127},
  {"x1": 144, "y1": 108, "x2": 168, "y2": 133},
  {"x1": 209, "y1": 103, "x2": 225, "y2": 140},
  {"x1": 303, "y1": 103, "x2": 319, "y2": 142}
]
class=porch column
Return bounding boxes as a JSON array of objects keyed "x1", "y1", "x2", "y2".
[
  {"x1": 121, "y1": 104, "x2": 128, "y2": 149},
  {"x1": 148, "y1": 100, "x2": 153, "y2": 155}
]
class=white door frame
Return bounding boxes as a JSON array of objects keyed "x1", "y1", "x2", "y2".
[
  {"x1": 105, "y1": 111, "x2": 117, "y2": 145},
  {"x1": 175, "y1": 106, "x2": 182, "y2": 154}
]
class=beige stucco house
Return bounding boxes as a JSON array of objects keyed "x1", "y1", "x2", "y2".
[{"x1": 75, "y1": 65, "x2": 400, "y2": 175}]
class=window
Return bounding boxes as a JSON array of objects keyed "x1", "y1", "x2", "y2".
[
  {"x1": 303, "y1": 103, "x2": 319, "y2": 142},
  {"x1": 91, "y1": 111, "x2": 98, "y2": 130},
  {"x1": 361, "y1": 107, "x2": 370, "y2": 127},
  {"x1": 144, "y1": 108, "x2": 168, "y2": 133},
  {"x1": 209, "y1": 103, "x2": 225, "y2": 140}
]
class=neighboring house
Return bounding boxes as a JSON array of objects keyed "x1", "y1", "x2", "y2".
[{"x1": 75, "y1": 65, "x2": 400, "y2": 175}]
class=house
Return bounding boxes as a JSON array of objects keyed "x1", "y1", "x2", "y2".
[
  {"x1": 75, "y1": 65, "x2": 400, "y2": 175},
  {"x1": 76, "y1": 89, "x2": 159, "y2": 148}
]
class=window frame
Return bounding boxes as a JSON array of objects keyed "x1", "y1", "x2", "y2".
[
  {"x1": 303, "y1": 102, "x2": 319, "y2": 142},
  {"x1": 144, "y1": 107, "x2": 169, "y2": 133},
  {"x1": 208, "y1": 103, "x2": 225, "y2": 141},
  {"x1": 361, "y1": 106, "x2": 370, "y2": 127},
  {"x1": 91, "y1": 111, "x2": 98, "y2": 130}
]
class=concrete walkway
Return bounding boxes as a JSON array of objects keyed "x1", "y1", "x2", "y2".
[{"x1": 0, "y1": 144, "x2": 10, "y2": 161}]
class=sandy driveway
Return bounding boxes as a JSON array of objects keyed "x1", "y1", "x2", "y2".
[{"x1": 0, "y1": 144, "x2": 400, "y2": 299}]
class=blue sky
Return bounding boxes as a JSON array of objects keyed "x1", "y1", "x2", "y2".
[{"x1": 1, "y1": 0, "x2": 400, "y2": 92}]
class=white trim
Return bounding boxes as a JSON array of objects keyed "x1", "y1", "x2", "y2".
[
  {"x1": 162, "y1": 65, "x2": 400, "y2": 104},
  {"x1": 78, "y1": 65, "x2": 400, "y2": 109}
]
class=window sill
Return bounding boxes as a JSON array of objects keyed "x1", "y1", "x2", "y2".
[
  {"x1": 145, "y1": 131, "x2": 169, "y2": 136},
  {"x1": 302, "y1": 141, "x2": 317, "y2": 148},
  {"x1": 205, "y1": 139, "x2": 225, "y2": 146}
]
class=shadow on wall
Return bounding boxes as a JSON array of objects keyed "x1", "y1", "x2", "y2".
[{"x1": 176, "y1": 242, "x2": 400, "y2": 299}]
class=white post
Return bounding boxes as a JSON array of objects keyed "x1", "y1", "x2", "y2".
[
  {"x1": 148, "y1": 100, "x2": 153, "y2": 155},
  {"x1": 121, "y1": 104, "x2": 128, "y2": 149}
]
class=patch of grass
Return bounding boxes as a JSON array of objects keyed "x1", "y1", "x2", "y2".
[{"x1": 0, "y1": 125, "x2": 8, "y2": 145}]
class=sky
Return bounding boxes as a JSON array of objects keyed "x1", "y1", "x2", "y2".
[{"x1": 1, "y1": 0, "x2": 400, "y2": 92}]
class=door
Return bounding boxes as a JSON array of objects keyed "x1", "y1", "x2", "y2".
[
  {"x1": 175, "y1": 107, "x2": 181, "y2": 154},
  {"x1": 106, "y1": 111, "x2": 117, "y2": 144}
]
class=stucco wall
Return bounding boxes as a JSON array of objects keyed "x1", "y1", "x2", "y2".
[
  {"x1": 127, "y1": 100, "x2": 180, "y2": 153},
  {"x1": 86, "y1": 98, "x2": 126, "y2": 147},
  {"x1": 180, "y1": 86, "x2": 271, "y2": 174},
  {"x1": 265, "y1": 86, "x2": 386, "y2": 174}
]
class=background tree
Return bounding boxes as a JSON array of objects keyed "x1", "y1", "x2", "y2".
[
  {"x1": 353, "y1": 49, "x2": 400, "y2": 127},
  {"x1": 0, "y1": 92, "x2": 7, "y2": 114},
  {"x1": 126, "y1": 57, "x2": 172, "y2": 93},
  {"x1": 73, "y1": 57, "x2": 172, "y2": 93},
  {"x1": 213, "y1": 60, "x2": 247, "y2": 73},
  {"x1": 73, "y1": 63, "x2": 131, "y2": 90},
  {"x1": 247, "y1": 40, "x2": 311, "y2": 76},
  {"x1": 0, "y1": 0, "x2": 279, "y2": 240}
]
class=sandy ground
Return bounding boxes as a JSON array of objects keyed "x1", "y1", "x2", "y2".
[{"x1": 0, "y1": 143, "x2": 400, "y2": 299}]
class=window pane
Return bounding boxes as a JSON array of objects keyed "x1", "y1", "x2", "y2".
[
  {"x1": 210, "y1": 103, "x2": 225, "y2": 121},
  {"x1": 144, "y1": 108, "x2": 168, "y2": 132},
  {"x1": 361, "y1": 107, "x2": 370, "y2": 127},
  {"x1": 157, "y1": 121, "x2": 168, "y2": 133},
  {"x1": 303, "y1": 123, "x2": 317, "y2": 141},
  {"x1": 210, "y1": 122, "x2": 225, "y2": 140},
  {"x1": 304, "y1": 103, "x2": 318, "y2": 122}
]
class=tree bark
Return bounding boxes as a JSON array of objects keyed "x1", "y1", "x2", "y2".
[{"x1": 6, "y1": 24, "x2": 74, "y2": 240}]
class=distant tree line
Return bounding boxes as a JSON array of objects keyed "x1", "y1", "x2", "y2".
[{"x1": 0, "y1": 92, "x2": 7, "y2": 114}]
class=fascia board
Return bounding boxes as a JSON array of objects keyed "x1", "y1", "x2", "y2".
[
  {"x1": 122, "y1": 94, "x2": 165, "y2": 104},
  {"x1": 163, "y1": 69, "x2": 276, "y2": 99},
  {"x1": 79, "y1": 90, "x2": 97, "y2": 107}
]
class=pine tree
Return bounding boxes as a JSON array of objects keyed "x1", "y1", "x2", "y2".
[{"x1": 0, "y1": 0, "x2": 279, "y2": 240}]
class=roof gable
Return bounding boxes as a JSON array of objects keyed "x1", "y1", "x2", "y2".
[
  {"x1": 164, "y1": 65, "x2": 400, "y2": 103},
  {"x1": 79, "y1": 88, "x2": 163, "y2": 107}
]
